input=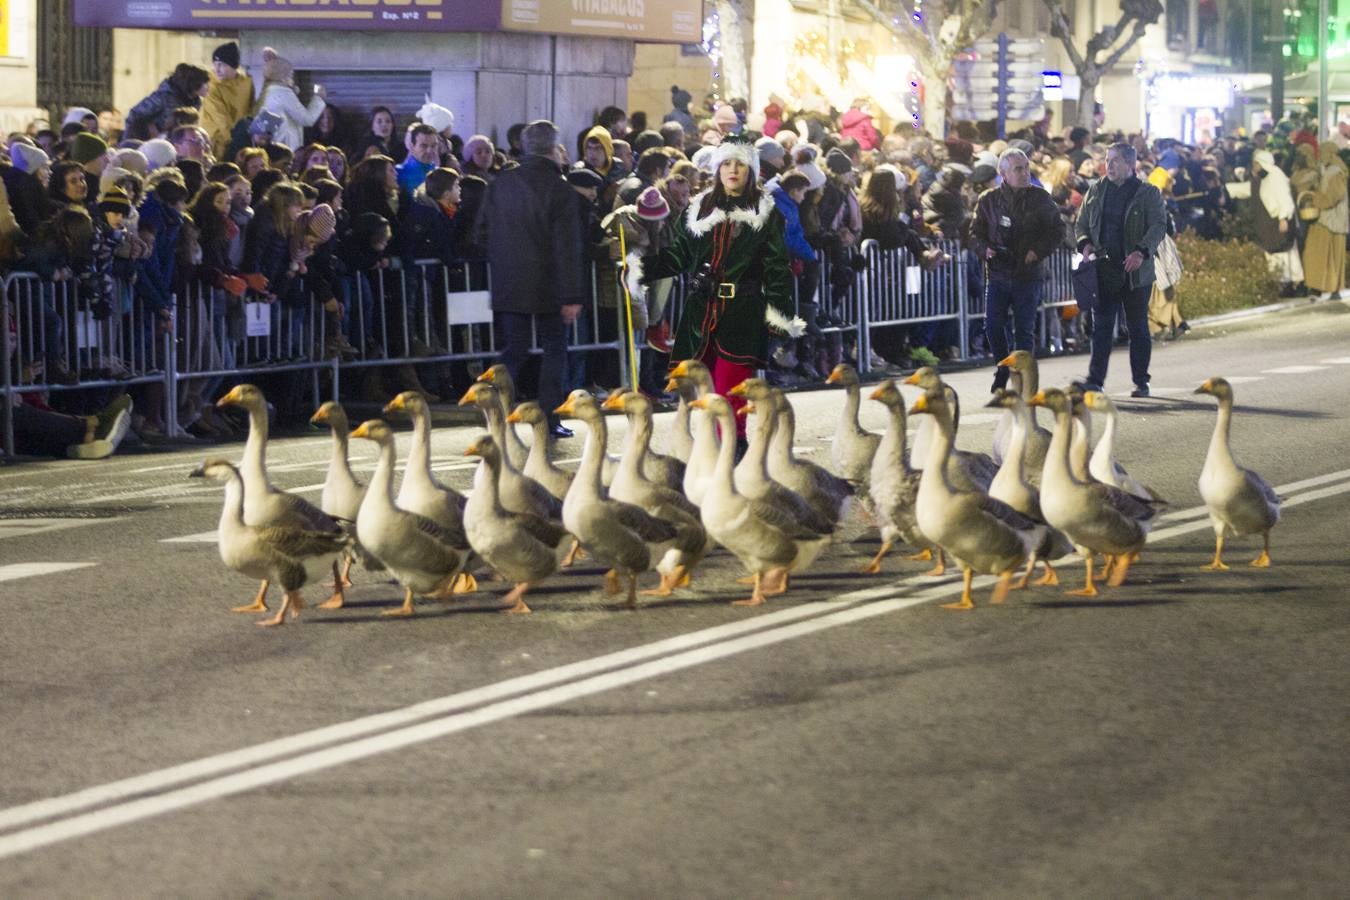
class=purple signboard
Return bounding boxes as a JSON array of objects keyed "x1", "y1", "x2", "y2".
[{"x1": 73, "y1": 1, "x2": 502, "y2": 32}]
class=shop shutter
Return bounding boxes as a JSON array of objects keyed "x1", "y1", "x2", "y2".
[{"x1": 294, "y1": 69, "x2": 433, "y2": 143}]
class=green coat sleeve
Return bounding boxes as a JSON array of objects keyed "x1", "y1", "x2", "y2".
[
  {"x1": 641, "y1": 211, "x2": 697, "y2": 282},
  {"x1": 1133, "y1": 184, "x2": 1168, "y2": 257}
]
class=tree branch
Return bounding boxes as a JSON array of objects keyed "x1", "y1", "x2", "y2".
[{"x1": 1101, "y1": 20, "x2": 1150, "y2": 70}]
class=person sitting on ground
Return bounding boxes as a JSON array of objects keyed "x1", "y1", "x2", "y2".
[{"x1": 9, "y1": 392, "x2": 133, "y2": 460}]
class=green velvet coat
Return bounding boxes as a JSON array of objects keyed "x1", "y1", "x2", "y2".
[{"x1": 637, "y1": 189, "x2": 795, "y2": 368}]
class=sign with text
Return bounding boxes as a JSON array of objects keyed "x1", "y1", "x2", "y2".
[
  {"x1": 72, "y1": 1, "x2": 500, "y2": 32},
  {"x1": 501, "y1": 0, "x2": 700, "y2": 42}
]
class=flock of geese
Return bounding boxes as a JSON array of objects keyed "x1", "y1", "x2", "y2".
[{"x1": 191, "y1": 353, "x2": 1281, "y2": 625}]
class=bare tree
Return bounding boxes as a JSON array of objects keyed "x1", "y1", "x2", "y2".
[
  {"x1": 715, "y1": 0, "x2": 752, "y2": 105},
  {"x1": 1045, "y1": 0, "x2": 1164, "y2": 127},
  {"x1": 854, "y1": 0, "x2": 1003, "y2": 135}
]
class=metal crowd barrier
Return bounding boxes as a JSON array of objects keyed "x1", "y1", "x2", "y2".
[{"x1": 3, "y1": 245, "x2": 1088, "y2": 459}]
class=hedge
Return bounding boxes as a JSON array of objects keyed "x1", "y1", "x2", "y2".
[{"x1": 1173, "y1": 232, "x2": 1283, "y2": 319}]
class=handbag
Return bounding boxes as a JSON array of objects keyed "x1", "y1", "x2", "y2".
[{"x1": 1071, "y1": 255, "x2": 1099, "y2": 314}]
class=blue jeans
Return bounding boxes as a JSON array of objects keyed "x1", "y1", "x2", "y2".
[
  {"x1": 1088, "y1": 272, "x2": 1152, "y2": 389},
  {"x1": 986, "y1": 273, "x2": 1041, "y2": 388}
]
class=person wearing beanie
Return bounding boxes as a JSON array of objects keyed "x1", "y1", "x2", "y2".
[
  {"x1": 712, "y1": 103, "x2": 740, "y2": 136},
  {"x1": 139, "y1": 138, "x2": 177, "y2": 171},
  {"x1": 10, "y1": 141, "x2": 50, "y2": 178},
  {"x1": 634, "y1": 133, "x2": 802, "y2": 442},
  {"x1": 664, "y1": 85, "x2": 695, "y2": 133},
  {"x1": 63, "y1": 107, "x2": 99, "y2": 131},
  {"x1": 70, "y1": 131, "x2": 111, "y2": 210},
  {"x1": 755, "y1": 136, "x2": 786, "y2": 180},
  {"x1": 202, "y1": 40, "x2": 254, "y2": 159},
  {"x1": 256, "y1": 47, "x2": 326, "y2": 151},
  {"x1": 1, "y1": 141, "x2": 54, "y2": 234},
  {"x1": 824, "y1": 147, "x2": 853, "y2": 176}
]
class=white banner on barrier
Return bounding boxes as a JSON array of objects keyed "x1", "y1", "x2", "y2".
[
  {"x1": 905, "y1": 265, "x2": 922, "y2": 296},
  {"x1": 244, "y1": 302, "x2": 271, "y2": 337},
  {"x1": 74, "y1": 311, "x2": 99, "y2": 350},
  {"x1": 446, "y1": 290, "x2": 493, "y2": 326}
]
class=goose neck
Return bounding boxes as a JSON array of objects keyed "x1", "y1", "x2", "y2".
[
  {"x1": 1209, "y1": 396, "x2": 1238, "y2": 467},
  {"x1": 711, "y1": 408, "x2": 738, "y2": 490},
  {"x1": 407, "y1": 407, "x2": 433, "y2": 478},
  {"x1": 577, "y1": 412, "x2": 607, "y2": 496},
  {"x1": 241, "y1": 400, "x2": 269, "y2": 485},
  {"x1": 370, "y1": 436, "x2": 397, "y2": 504}
]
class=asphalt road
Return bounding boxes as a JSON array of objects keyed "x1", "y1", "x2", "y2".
[{"x1": 2, "y1": 300, "x2": 1349, "y2": 897}]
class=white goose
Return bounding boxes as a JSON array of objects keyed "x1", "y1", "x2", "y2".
[
  {"x1": 310, "y1": 400, "x2": 372, "y2": 595},
  {"x1": 1082, "y1": 390, "x2": 1165, "y2": 503},
  {"x1": 349, "y1": 419, "x2": 473, "y2": 617},
  {"x1": 863, "y1": 379, "x2": 932, "y2": 575},
  {"x1": 505, "y1": 400, "x2": 573, "y2": 503},
  {"x1": 555, "y1": 390, "x2": 679, "y2": 608},
  {"x1": 909, "y1": 388, "x2": 1044, "y2": 610},
  {"x1": 689, "y1": 394, "x2": 807, "y2": 606},
  {"x1": 992, "y1": 350, "x2": 1052, "y2": 478},
  {"x1": 825, "y1": 363, "x2": 881, "y2": 488},
  {"x1": 192, "y1": 459, "x2": 350, "y2": 627},
  {"x1": 463, "y1": 435, "x2": 570, "y2": 614},
  {"x1": 475, "y1": 364, "x2": 531, "y2": 469},
  {"x1": 383, "y1": 391, "x2": 477, "y2": 594},
  {"x1": 1032, "y1": 388, "x2": 1158, "y2": 595},
  {"x1": 217, "y1": 384, "x2": 345, "y2": 613},
  {"x1": 663, "y1": 376, "x2": 697, "y2": 463},
  {"x1": 668, "y1": 359, "x2": 719, "y2": 505},
  {"x1": 1195, "y1": 377, "x2": 1281, "y2": 569},
  {"x1": 459, "y1": 382, "x2": 563, "y2": 521},
  {"x1": 602, "y1": 389, "x2": 709, "y2": 594},
  {"x1": 904, "y1": 367, "x2": 998, "y2": 489}
]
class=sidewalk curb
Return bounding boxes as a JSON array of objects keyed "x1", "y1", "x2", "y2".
[{"x1": 1190, "y1": 296, "x2": 1344, "y2": 328}]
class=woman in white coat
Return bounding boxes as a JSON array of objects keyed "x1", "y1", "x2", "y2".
[{"x1": 255, "y1": 47, "x2": 325, "y2": 152}]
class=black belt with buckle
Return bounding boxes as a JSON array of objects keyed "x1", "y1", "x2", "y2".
[{"x1": 716, "y1": 282, "x2": 736, "y2": 299}]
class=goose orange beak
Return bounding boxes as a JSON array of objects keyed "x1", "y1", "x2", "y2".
[
  {"x1": 689, "y1": 397, "x2": 709, "y2": 411},
  {"x1": 996, "y1": 353, "x2": 1017, "y2": 368},
  {"x1": 456, "y1": 386, "x2": 478, "y2": 407},
  {"x1": 505, "y1": 408, "x2": 523, "y2": 424},
  {"x1": 382, "y1": 394, "x2": 408, "y2": 415},
  {"x1": 477, "y1": 367, "x2": 497, "y2": 383},
  {"x1": 600, "y1": 391, "x2": 627, "y2": 411},
  {"x1": 737, "y1": 401, "x2": 754, "y2": 417},
  {"x1": 825, "y1": 367, "x2": 842, "y2": 384},
  {"x1": 907, "y1": 394, "x2": 930, "y2": 416},
  {"x1": 309, "y1": 406, "x2": 329, "y2": 425},
  {"x1": 903, "y1": 371, "x2": 922, "y2": 386},
  {"x1": 464, "y1": 440, "x2": 483, "y2": 457},
  {"x1": 1194, "y1": 379, "x2": 1214, "y2": 395},
  {"x1": 728, "y1": 381, "x2": 749, "y2": 397},
  {"x1": 663, "y1": 378, "x2": 680, "y2": 393},
  {"x1": 669, "y1": 360, "x2": 691, "y2": 378},
  {"x1": 554, "y1": 398, "x2": 575, "y2": 416},
  {"x1": 1028, "y1": 390, "x2": 1047, "y2": 407},
  {"x1": 1083, "y1": 390, "x2": 1103, "y2": 406},
  {"x1": 349, "y1": 422, "x2": 370, "y2": 439},
  {"x1": 217, "y1": 385, "x2": 244, "y2": 407}
]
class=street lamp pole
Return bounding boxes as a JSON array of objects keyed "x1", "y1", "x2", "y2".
[{"x1": 1319, "y1": 0, "x2": 1330, "y2": 137}]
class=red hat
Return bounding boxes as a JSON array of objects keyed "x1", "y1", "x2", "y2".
[{"x1": 636, "y1": 186, "x2": 669, "y2": 221}]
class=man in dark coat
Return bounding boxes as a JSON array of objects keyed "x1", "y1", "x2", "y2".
[
  {"x1": 476, "y1": 120, "x2": 586, "y2": 437},
  {"x1": 967, "y1": 148, "x2": 1064, "y2": 391}
]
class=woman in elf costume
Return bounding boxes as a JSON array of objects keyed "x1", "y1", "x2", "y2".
[{"x1": 632, "y1": 134, "x2": 804, "y2": 436}]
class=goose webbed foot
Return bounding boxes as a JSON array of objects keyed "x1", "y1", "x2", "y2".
[
  {"x1": 257, "y1": 591, "x2": 302, "y2": 627},
  {"x1": 603, "y1": 568, "x2": 621, "y2": 595},
  {"x1": 500, "y1": 583, "x2": 533, "y2": 614},
  {"x1": 382, "y1": 588, "x2": 416, "y2": 617},
  {"x1": 861, "y1": 539, "x2": 892, "y2": 575},
  {"x1": 990, "y1": 571, "x2": 1012, "y2": 604},
  {"x1": 1250, "y1": 535, "x2": 1272, "y2": 568},
  {"x1": 1065, "y1": 555, "x2": 1099, "y2": 597},
  {"x1": 940, "y1": 568, "x2": 975, "y2": 609},
  {"x1": 907, "y1": 547, "x2": 933, "y2": 562},
  {"x1": 732, "y1": 570, "x2": 775, "y2": 606},
  {"x1": 233, "y1": 580, "x2": 270, "y2": 613},
  {"x1": 1107, "y1": 553, "x2": 1134, "y2": 587},
  {"x1": 1032, "y1": 563, "x2": 1060, "y2": 586},
  {"x1": 641, "y1": 566, "x2": 687, "y2": 597},
  {"x1": 317, "y1": 562, "x2": 346, "y2": 609},
  {"x1": 923, "y1": 549, "x2": 947, "y2": 577}
]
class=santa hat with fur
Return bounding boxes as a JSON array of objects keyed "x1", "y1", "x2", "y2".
[
  {"x1": 417, "y1": 97, "x2": 454, "y2": 135},
  {"x1": 710, "y1": 133, "x2": 759, "y2": 182}
]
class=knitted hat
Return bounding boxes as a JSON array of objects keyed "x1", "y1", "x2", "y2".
[
  {"x1": 755, "y1": 136, "x2": 785, "y2": 164},
  {"x1": 70, "y1": 132, "x2": 108, "y2": 165},
  {"x1": 140, "y1": 138, "x2": 176, "y2": 171},
  {"x1": 100, "y1": 165, "x2": 138, "y2": 196},
  {"x1": 712, "y1": 104, "x2": 739, "y2": 130},
  {"x1": 636, "y1": 186, "x2": 670, "y2": 221},
  {"x1": 973, "y1": 150, "x2": 999, "y2": 171},
  {"x1": 825, "y1": 147, "x2": 853, "y2": 175},
  {"x1": 671, "y1": 85, "x2": 692, "y2": 108},
  {"x1": 260, "y1": 47, "x2": 294, "y2": 85},
  {"x1": 711, "y1": 133, "x2": 759, "y2": 181},
  {"x1": 970, "y1": 163, "x2": 998, "y2": 187},
  {"x1": 113, "y1": 148, "x2": 148, "y2": 176},
  {"x1": 1008, "y1": 138, "x2": 1035, "y2": 156},
  {"x1": 462, "y1": 134, "x2": 492, "y2": 161},
  {"x1": 565, "y1": 167, "x2": 604, "y2": 190},
  {"x1": 417, "y1": 98, "x2": 455, "y2": 134},
  {"x1": 10, "y1": 142, "x2": 49, "y2": 174},
  {"x1": 798, "y1": 161, "x2": 827, "y2": 190},
  {"x1": 307, "y1": 203, "x2": 336, "y2": 242},
  {"x1": 875, "y1": 163, "x2": 909, "y2": 190},
  {"x1": 212, "y1": 41, "x2": 241, "y2": 70},
  {"x1": 632, "y1": 130, "x2": 664, "y2": 156},
  {"x1": 62, "y1": 106, "x2": 96, "y2": 128},
  {"x1": 98, "y1": 186, "x2": 132, "y2": 216},
  {"x1": 691, "y1": 145, "x2": 717, "y2": 174},
  {"x1": 249, "y1": 109, "x2": 284, "y2": 137}
]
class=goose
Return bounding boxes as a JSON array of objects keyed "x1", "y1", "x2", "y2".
[
  {"x1": 664, "y1": 375, "x2": 697, "y2": 463},
  {"x1": 984, "y1": 390, "x2": 1074, "y2": 586},
  {"x1": 349, "y1": 419, "x2": 473, "y2": 617},
  {"x1": 602, "y1": 390, "x2": 709, "y2": 594},
  {"x1": 689, "y1": 394, "x2": 809, "y2": 606},
  {"x1": 554, "y1": 390, "x2": 679, "y2": 608},
  {"x1": 191, "y1": 459, "x2": 351, "y2": 627},
  {"x1": 1031, "y1": 388, "x2": 1158, "y2": 595},
  {"x1": 728, "y1": 384, "x2": 834, "y2": 585},
  {"x1": 1066, "y1": 384, "x2": 1094, "y2": 484},
  {"x1": 992, "y1": 351, "x2": 1051, "y2": 478},
  {"x1": 909, "y1": 389, "x2": 1044, "y2": 610},
  {"x1": 310, "y1": 401, "x2": 373, "y2": 595},
  {"x1": 1195, "y1": 377, "x2": 1281, "y2": 569},
  {"x1": 1082, "y1": 391, "x2": 1165, "y2": 503},
  {"x1": 862, "y1": 379, "x2": 933, "y2": 575},
  {"x1": 505, "y1": 400, "x2": 573, "y2": 502},
  {"x1": 459, "y1": 382, "x2": 563, "y2": 521},
  {"x1": 903, "y1": 367, "x2": 998, "y2": 490},
  {"x1": 825, "y1": 363, "x2": 881, "y2": 487},
  {"x1": 383, "y1": 391, "x2": 478, "y2": 594},
  {"x1": 737, "y1": 378, "x2": 854, "y2": 525},
  {"x1": 217, "y1": 384, "x2": 345, "y2": 613},
  {"x1": 475, "y1": 363, "x2": 531, "y2": 469},
  {"x1": 463, "y1": 435, "x2": 570, "y2": 613},
  {"x1": 668, "y1": 359, "x2": 719, "y2": 505}
]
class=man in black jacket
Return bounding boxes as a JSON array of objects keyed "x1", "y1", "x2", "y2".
[
  {"x1": 967, "y1": 148, "x2": 1064, "y2": 391},
  {"x1": 476, "y1": 120, "x2": 586, "y2": 437}
]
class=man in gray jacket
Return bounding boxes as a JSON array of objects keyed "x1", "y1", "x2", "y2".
[{"x1": 1075, "y1": 142, "x2": 1167, "y2": 397}]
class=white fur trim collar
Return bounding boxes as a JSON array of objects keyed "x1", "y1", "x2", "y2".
[{"x1": 684, "y1": 189, "x2": 776, "y2": 237}]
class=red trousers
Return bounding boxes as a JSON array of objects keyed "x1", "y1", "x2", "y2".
[{"x1": 699, "y1": 345, "x2": 753, "y2": 439}]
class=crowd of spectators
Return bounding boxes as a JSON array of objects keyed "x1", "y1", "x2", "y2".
[{"x1": 4, "y1": 39, "x2": 1348, "y2": 457}]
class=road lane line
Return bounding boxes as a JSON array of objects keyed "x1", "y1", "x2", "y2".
[
  {"x1": 0, "y1": 563, "x2": 95, "y2": 583},
  {"x1": 160, "y1": 531, "x2": 217, "y2": 544},
  {"x1": 1322, "y1": 357, "x2": 1350, "y2": 364},
  {"x1": 4, "y1": 471, "x2": 1349, "y2": 855},
  {"x1": 1262, "y1": 365, "x2": 1327, "y2": 375}
]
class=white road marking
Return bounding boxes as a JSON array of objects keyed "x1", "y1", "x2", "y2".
[
  {"x1": 1223, "y1": 376, "x2": 1265, "y2": 384},
  {"x1": 1320, "y1": 357, "x2": 1350, "y2": 364},
  {"x1": 0, "y1": 562, "x2": 95, "y2": 583},
  {"x1": 1262, "y1": 365, "x2": 1327, "y2": 375},
  {"x1": 160, "y1": 530, "x2": 217, "y2": 544},
  {"x1": 3, "y1": 469, "x2": 1349, "y2": 858},
  {"x1": 0, "y1": 518, "x2": 121, "y2": 540}
]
